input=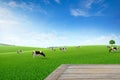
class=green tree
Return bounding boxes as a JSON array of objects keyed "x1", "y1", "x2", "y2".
[{"x1": 109, "y1": 40, "x2": 115, "y2": 46}]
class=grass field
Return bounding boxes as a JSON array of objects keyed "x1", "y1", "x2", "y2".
[{"x1": 0, "y1": 45, "x2": 120, "y2": 80}]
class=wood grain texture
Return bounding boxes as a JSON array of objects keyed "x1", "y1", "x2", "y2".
[
  {"x1": 44, "y1": 64, "x2": 120, "y2": 80},
  {"x1": 44, "y1": 64, "x2": 68, "y2": 80}
]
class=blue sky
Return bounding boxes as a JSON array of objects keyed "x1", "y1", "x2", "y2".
[{"x1": 0, "y1": 0, "x2": 120, "y2": 47}]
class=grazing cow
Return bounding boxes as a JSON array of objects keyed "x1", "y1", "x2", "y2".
[
  {"x1": 76, "y1": 46, "x2": 80, "y2": 48},
  {"x1": 109, "y1": 47, "x2": 118, "y2": 53},
  {"x1": 32, "y1": 50, "x2": 45, "y2": 57},
  {"x1": 50, "y1": 47, "x2": 56, "y2": 51},
  {"x1": 59, "y1": 47, "x2": 66, "y2": 51},
  {"x1": 17, "y1": 50, "x2": 23, "y2": 54}
]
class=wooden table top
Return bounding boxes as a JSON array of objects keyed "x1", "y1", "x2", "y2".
[{"x1": 45, "y1": 64, "x2": 120, "y2": 80}]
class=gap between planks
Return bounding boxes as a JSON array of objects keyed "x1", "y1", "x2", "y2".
[{"x1": 44, "y1": 64, "x2": 120, "y2": 80}]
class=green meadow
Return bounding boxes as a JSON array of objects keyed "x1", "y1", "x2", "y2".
[{"x1": 0, "y1": 45, "x2": 120, "y2": 80}]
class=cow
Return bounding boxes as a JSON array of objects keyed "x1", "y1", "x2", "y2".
[
  {"x1": 50, "y1": 47, "x2": 56, "y2": 51},
  {"x1": 17, "y1": 50, "x2": 23, "y2": 54},
  {"x1": 106, "y1": 45, "x2": 111, "y2": 48},
  {"x1": 76, "y1": 46, "x2": 80, "y2": 48},
  {"x1": 32, "y1": 50, "x2": 45, "y2": 57},
  {"x1": 109, "y1": 47, "x2": 118, "y2": 53},
  {"x1": 59, "y1": 47, "x2": 66, "y2": 52}
]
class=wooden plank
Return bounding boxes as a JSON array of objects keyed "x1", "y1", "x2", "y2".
[
  {"x1": 68, "y1": 65, "x2": 120, "y2": 69},
  {"x1": 58, "y1": 78, "x2": 120, "y2": 80},
  {"x1": 64, "y1": 68, "x2": 120, "y2": 73},
  {"x1": 59, "y1": 73, "x2": 120, "y2": 79},
  {"x1": 44, "y1": 64, "x2": 120, "y2": 80},
  {"x1": 44, "y1": 64, "x2": 69, "y2": 80}
]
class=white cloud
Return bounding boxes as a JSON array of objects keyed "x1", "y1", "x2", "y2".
[
  {"x1": 43, "y1": 0, "x2": 50, "y2": 4},
  {"x1": 0, "y1": 8, "x2": 12, "y2": 18},
  {"x1": 0, "y1": 30, "x2": 68, "y2": 47},
  {"x1": 0, "y1": 2, "x2": 52, "y2": 48},
  {"x1": 8, "y1": 1, "x2": 17, "y2": 7},
  {"x1": 55, "y1": 0, "x2": 60, "y2": 4},
  {"x1": 84, "y1": 0, "x2": 105, "y2": 9},
  {"x1": 0, "y1": 8, "x2": 19, "y2": 27},
  {"x1": 0, "y1": 0, "x2": 47, "y2": 14},
  {"x1": 1, "y1": 1, "x2": 26, "y2": 10},
  {"x1": 70, "y1": 9, "x2": 88, "y2": 17},
  {"x1": 0, "y1": 7, "x2": 30, "y2": 28},
  {"x1": 95, "y1": 0, "x2": 105, "y2": 4},
  {"x1": 79, "y1": 34, "x2": 120, "y2": 45},
  {"x1": 5, "y1": 1, "x2": 33, "y2": 11},
  {"x1": 84, "y1": 0, "x2": 95, "y2": 9},
  {"x1": 70, "y1": 0, "x2": 107, "y2": 17},
  {"x1": 0, "y1": 20, "x2": 19, "y2": 25},
  {"x1": 1, "y1": 25, "x2": 120, "y2": 48},
  {"x1": 0, "y1": 7, "x2": 34, "y2": 46}
]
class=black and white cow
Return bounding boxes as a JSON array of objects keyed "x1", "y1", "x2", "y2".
[
  {"x1": 109, "y1": 47, "x2": 118, "y2": 53},
  {"x1": 59, "y1": 47, "x2": 66, "y2": 51},
  {"x1": 17, "y1": 50, "x2": 23, "y2": 54},
  {"x1": 76, "y1": 46, "x2": 80, "y2": 48},
  {"x1": 50, "y1": 47, "x2": 56, "y2": 51},
  {"x1": 32, "y1": 50, "x2": 45, "y2": 57},
  {"x1": 106, "y1": 45, "x2": 111, "y2": 48}
]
